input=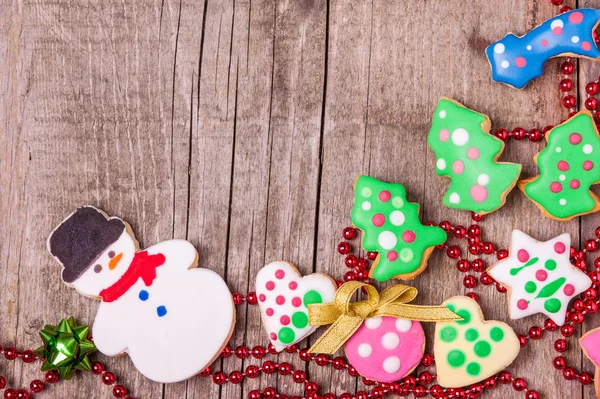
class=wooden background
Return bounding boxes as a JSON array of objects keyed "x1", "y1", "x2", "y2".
[{"x1": 2, "y1": 0, "x2": 600, "y2": 397}]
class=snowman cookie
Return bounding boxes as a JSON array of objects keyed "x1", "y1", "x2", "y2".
[
  {"x1": 47, "y1": 206, "x2": 236, "y2": 383},
  {"x1": 487, "y1": 230, "x2": 591, "y2": 326},
  {"x1": 434, "y1": 296, "x2": 520, "y2": 388},
  {"x1": 256, "y1": 261, "x2": 336, "y2": 351},
  {"x1": 345, "y1": 316, "x2": 425, "y2": 383}
]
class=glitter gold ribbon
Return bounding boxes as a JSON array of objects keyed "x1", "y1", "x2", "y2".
[{"x1": 307, "y1": 281, "x2": 462, "y2": 354}]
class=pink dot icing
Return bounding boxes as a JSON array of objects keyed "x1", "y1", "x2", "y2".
[
  {"x1": 259, "y1": 294, "x2": 266, "y2": 302},
  {"x1": 270, "y1": 332, "x2": 277, "y2": 340},
  {"x1": 517, "y1": 249, "x2": 529, "y2": 263},
  {"x1": 515, "y1": 57, "x2": 527, "y2": 68},
  {"x1": 550, "y1": 182, "x2": 562, "y2": 193},
  {"x1": 387, "y1": 251, "x2": 398, "y2": 261},
  {"x1": 554, "y1": 242, "x2": 566, "y2": 254},
  {"x1": 583, "y1": 41, "x2": 592, "y2": 51},
  {"x1": 345, "y1": 316, "x2": 424, "y2": 383},
  {"x1": 275, "y1": 269, "x2": 285, "y2": 279},
  {"x1": 289, "y1": 281, "x2": 298, "y2": 290},
  {"x1": 569, "y1": 11, "x2": 584, "y2": 24},
  {"x1": 280, "y1": 316, "x2": 290, "y2": 326},
  {"x1": 584, "y1": 160, "x2": 594, "y2": 170},
  {"x1": 570, "y1": 179, "x2": 580, "y2": 189},
  {"x1": 557, "y1": 160, "x2": 569, "y2": 171},
  {"x1": 552, "y1": 27, "x2": 562, "y2": 35},
  {"x1": 569, "y1": 133, "x2": 582, "y2": 144},
  {"x1": 466, "y1": 147, "x2": 480, "y2": 160},
  {"x1": 402, "y1": 231, "x2": 416, "y2": 243},
  {"x1": 276, "y1": 295, "x2": 285, "y2": 305},
  {"x1": 541, "y1": 39, "x2": 549, "y2": 46},
  {"x1": 292, "y1": 297, "x2": 302, "y2": 307},
  {"x1": 266, "y1": 308, "x2": 274, "y2": 317},
  {"x1": 379, "y1": 190, "x2": 391, "y2": 202},
  {"x1": 372, "y1": 214, "x2": 386, "y2": 227},
  {"x1": 517, "y1": 299, "x2": 528, "y2": 310},
  {"x1": 536, "y1": 270, "x2": 548, "y2": 282},
  {"x1": 439, "y1": 129, "x2": 450, "y2": 142},
  {"x1": 266, "y1": 281, "x2": 275, "y2": 291},
  {"x1": 470, "y1": 185, "x2": 488, "y2": 202},
  {"x1": 564, "y1": 284, "x2": 575, "y2": 296},
  {"x1": 452, "y1": 160, "x2": 464, "y2": 175}
]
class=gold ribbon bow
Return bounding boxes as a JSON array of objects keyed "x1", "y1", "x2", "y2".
[{"x1": 308, "y1": 281, "x2": 462, "y2": 354}]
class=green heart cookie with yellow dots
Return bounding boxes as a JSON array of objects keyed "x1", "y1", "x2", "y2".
[{"x1": 434, "y1": 296, "x2": 520, "y2": 388}]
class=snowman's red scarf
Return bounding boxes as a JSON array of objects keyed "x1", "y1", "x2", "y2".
[{"x1": 99, "y1": 251, "x2": 166, "y2": 302}]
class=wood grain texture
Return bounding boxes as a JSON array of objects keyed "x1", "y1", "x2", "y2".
[{"x1": 0, "y1": 0, "x2": 598, "y2": 397}]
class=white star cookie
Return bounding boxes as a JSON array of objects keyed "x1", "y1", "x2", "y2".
[{"x1": 487, "y1": 230, "x2": 591, "y2": 326}]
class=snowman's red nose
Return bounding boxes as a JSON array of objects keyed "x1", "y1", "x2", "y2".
[{"x1": 108, "y1": 253, "x2": 123, "y2": 270}]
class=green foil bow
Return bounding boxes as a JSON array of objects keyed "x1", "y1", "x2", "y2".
[{"x1": 34, "y1": 317, "x2": 96, "y2": 380}]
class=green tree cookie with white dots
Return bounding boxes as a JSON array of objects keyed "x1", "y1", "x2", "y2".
[{"x1": 351, "y1": 175, "x2": 446, "y2": 282}]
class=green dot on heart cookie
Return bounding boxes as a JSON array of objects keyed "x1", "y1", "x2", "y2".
[
  {"x1": 447, "y1": 350, "x2": 466, "y2": 367},
  {"x1": 292, "y1": 311, "x2": 308, "y2": 329},
  {"x1": 278, "y1": 327, "x2": 296, "y2": 344},
  {"x1": 474, "y1": 340, "x2": 491, "y2": 357},
  {"x1": 303, "y1": 290, "x2": 322, "y2": 307},
  {"x1": 440, "y1": 326, "x2": 457, "y2": 342},
  {"x1": 490, "y1": 327, "x2": 504, "y2": 342}
]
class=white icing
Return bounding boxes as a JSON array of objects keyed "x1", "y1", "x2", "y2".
[
  {"x1": 389, "y1": 210, "x2": 405, "y2": 226},
  {"x1": 437, "y1": 158, "x2": 447, "y2": 170},
  {"x1": 439, "y1": 110, "x2": 447, "y2": 118},
  {"x1": 365, "y1": 316, "x2": 383, "y2": 330},
  {"x1": 501, "y1": 60, "x2": 509, "y2": 68},
  {"x1": 395, "y1": 318, "x2": 412, "y2": 332},
  {"x1": 358, "y1": 343, "x2": 372, "y2": 358},
  {"x1": 256, "y1": 261, "x2": 337, "y2": 352},
  {"x1": 584, "y1": 144, "x2": 593, "y2": 154},
  {"x1": 560, "y1": 199, "x2": 567, "y2": 206},
  {"x1": 50, "y1": 208, "x2": 236, "y2": 384},
  {"x1": 571, "y1": 36, "x2": 580, "y2": 43},
  {"x1": 487, "y1": 230, "x2": 591, "y2": 326},
  {"x1": 559, "y1": 174, "x2": 566, "y2": 181},
  {"x1": 378, "y1": 231, "x2": 397, "y2": 250},
  {"x1": 362, "y1": 201, "x2": 372, "y2": 211},
  {"x1": 493, "y1": 43, "x2": 505, "y2": 54},
  {"x1": 556, "y1": 147, "x2": 562, "y2": 153},
  {"x1": 527, "y1": 45, "x2": 532, "y2": 50},
  {"x1": 381, "y1": 332, "x2": 400, "y2": 350},
  {"x1": 382, "y1": 356, "x2": 401, "y2": 374},
  {"x1": 551, "y1": 20, "x2": 564, "y2": 29},
  {"x1": 451, "y1": 128, "x2": 469, "y2": 146},
  {"x1": 449, "y1": 192, "x2": 460, "y2": 204},
  {"x1": 477, "y1": 174, "x2": 489, "y2": 186}
]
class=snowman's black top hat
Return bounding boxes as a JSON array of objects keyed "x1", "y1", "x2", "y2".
[{"x1": 48, "y1": 206, "x2": 125, "y2": 283}]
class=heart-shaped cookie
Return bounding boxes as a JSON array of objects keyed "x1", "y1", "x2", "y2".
[
  {"x1": 434, "y1": 296, "x2": 520, "y2": 388},
  {"x1": 256, "y1": 261, "x2": 337, "y2": 352}
]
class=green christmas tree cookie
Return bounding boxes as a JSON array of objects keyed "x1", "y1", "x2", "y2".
[
  {"x1": 351, "y1": 176, "x2": 447, "y2": 282},
  {"x1": 428, "y1": 98, "x2": 522, "y2": 214},
  {"x1": 519, "y1": 111, "x2": 600, "y2": 221}
]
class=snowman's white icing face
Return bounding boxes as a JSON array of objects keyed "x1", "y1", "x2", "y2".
[{"x1": 71, "y1": 230, "x2": 137, "y2": 297}]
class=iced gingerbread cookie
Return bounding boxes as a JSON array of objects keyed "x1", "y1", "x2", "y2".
[
  {"x1": 487, "y1": 9, "x2": 600, "y2": 89},
  {"x1": 580, "y1": 328, "x2": 600, "y2": 398},
  {"x1": 488, "y1": 230, "x2": 591, "y2": 326},
  {"x1": 519, "y1": 111, "x2": 600, "y2": 220},
  {"x1": 47, "y1": 206, "x2": 235, "y2": 383},
  {"x1": 345, "y1": 316, "x2": 425, "y2": 383},
  {"x1": 434, "y1": 296, "x2": 520, "y2": 388},
  {"x1": 351, "y1": 175, "x2": 447, "y2": 282},
  {"x1": 256, "y1": 261, "x2": 336, "y2": 352},
  {"x1": 428, "y1": 98, "x2": 521, "y2": 214}
]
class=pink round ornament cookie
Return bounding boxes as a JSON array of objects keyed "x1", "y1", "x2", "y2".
[{"x1": 345, "y1": 316, "x2": 425, "y2": 383}]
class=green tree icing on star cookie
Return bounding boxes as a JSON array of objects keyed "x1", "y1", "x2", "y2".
[
  {"x1": 428, "y1": 98, "x2": 522, "y2": 214},
  {"x1": 520, "y1": 111, "x2": 600, "y2": 220},
  {"x1": 351, "y1": 175, "x2": 447, "y2": 282}
]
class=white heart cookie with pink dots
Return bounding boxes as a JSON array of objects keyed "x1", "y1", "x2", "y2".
[
  {"x1": 345, "y1": 316, "x2": 425, "y2": 382},
  {"x1": 256, "y1": 261, "x2": 337, "y2": 352}
]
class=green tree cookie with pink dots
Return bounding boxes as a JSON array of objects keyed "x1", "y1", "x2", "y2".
[
  {"x1": 520, "y1": 111, "x2": 600, "y2": 220},
  {"x1": 351, "y1": 175, "x2": 446, "y2": 282},
  {"x1": 428, "y1": 98, "x2": 522, "y2": 214}
]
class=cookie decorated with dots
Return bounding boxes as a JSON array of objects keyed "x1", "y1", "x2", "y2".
[
  {"x1": 434, "y1": 296, "x2": 520, "y2": 388},
  {"x1": 519, "y1": 111, "x2": 600, "y2": 220},
  {"x1": 351, "y1": 176, "x2": 447, "y2": 282},
  {"x1": 256, "y1": 261, "x2": 337, "y2": 352},
  {"x1": 345, "y1": 316, "x2": 425, "y2": 383},
  {"x1": 486, "y1": 9, "x2": 600, "y2": 89},
  {"x1": 580, "y1": 327, "x2": 600, "y2": 398},
  {"x1": 487, "y1": 230, "x2": 591, "y2": 326},
  {"x1": 428, "y1": 98, "x2": 521, "y2": 214}
]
